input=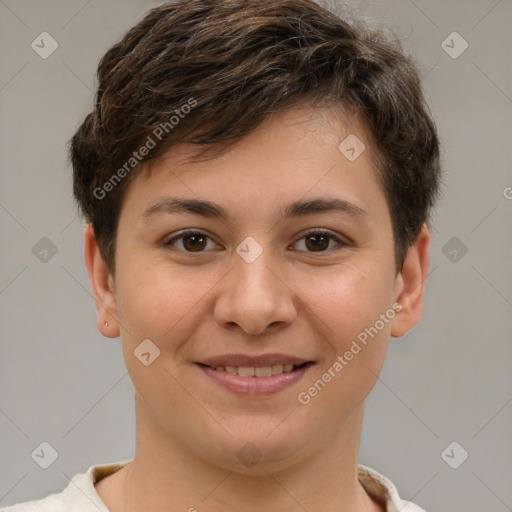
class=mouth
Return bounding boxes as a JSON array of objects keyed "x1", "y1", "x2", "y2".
[
  {"x1": 197, "y1": 361, "x2": 313, "y2": 377},
  {"x1": 195, "y1": 354, "x2": 315, "y2": 396}
]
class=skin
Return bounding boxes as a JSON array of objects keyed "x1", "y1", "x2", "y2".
[{"x1": 85, "y1": 106, "x2": 430, "y2": 512}]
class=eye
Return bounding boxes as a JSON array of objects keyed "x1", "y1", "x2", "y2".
[
  {"x1": 292, "y1": 229, "x2": 346, "y2": 253},
  {"x1": 164, "y1": 230, "x2": 218, "y2": 253},
  {"x1": 164, "y1": 228, "x2": 346, "y2": 254}
]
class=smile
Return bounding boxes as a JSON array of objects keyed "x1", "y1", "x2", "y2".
[
  {"x1": 196, "y1": 361, "x2": 314, "y2": 396},
  {"x1": 204, "y1": 363, "x2": 307, "y2": 377}
]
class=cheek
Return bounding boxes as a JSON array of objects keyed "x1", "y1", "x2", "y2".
[
  {"x1": 298, "y1": 265, "x2": 393, "y2": 347},
  {"x1": 291, "y1": 267, "x2": 394, "y2": 445},
  {"x1": 116, "y1": 263, "x2": 218, "y2": 353},
  {"x1": 115, "y1": 265, "x2": 203, "y2": 416},
  {"x1": 296, "y1": 264, "x2": 394, "y2": 403}
]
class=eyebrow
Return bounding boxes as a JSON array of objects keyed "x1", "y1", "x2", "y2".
[{"x1": 141, "y1": 197, "x2": 370, "y2": 223}]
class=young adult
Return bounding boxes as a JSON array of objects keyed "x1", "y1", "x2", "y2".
[{"x1": 3, "y1": 1, "x2": 440, "y2": 510}]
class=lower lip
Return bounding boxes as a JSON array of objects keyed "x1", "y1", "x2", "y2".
[{"x1": 196, "y1": 364, "x2": 313, "y2": 396}]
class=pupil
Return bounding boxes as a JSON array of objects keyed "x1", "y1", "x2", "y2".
[
  {"x1": 306, "y1": 234, "x2": 328, "y2": 251},
  {"x1": 184, "y1": 234, "x2": 206, "y2": 251}
]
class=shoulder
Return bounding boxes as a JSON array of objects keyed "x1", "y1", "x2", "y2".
[
  {"x1": 1, "y1": 460, "x2": 132, "y2": 512},
  {"x1": 357, "y1": 464, "x2": 428, "y2": 512}
]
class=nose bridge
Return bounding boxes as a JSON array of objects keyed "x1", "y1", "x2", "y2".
[
  {"x1": 236, "y1": 248, "x2": 280, "y2": 299},
  {"x1": 214, "y1": 238, "x2": 297, "y2": 335},
  {"x1": 233, "y1": 234, "x2": 279, "y2": 292}
]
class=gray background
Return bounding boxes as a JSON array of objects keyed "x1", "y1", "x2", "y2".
[{"x1": 0, "y1": 1, "x2": 511, "y2": 511}]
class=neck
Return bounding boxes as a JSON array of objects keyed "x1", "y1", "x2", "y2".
[{"x1": 97, "y1": 395, "x2": 383, "y2": 512}]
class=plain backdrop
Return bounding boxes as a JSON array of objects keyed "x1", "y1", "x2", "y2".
[{"x1": 1, "y1": 1, "x2": 511, "y2": 511}]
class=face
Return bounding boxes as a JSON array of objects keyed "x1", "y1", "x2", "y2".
[{"x1": 87, "y1": 106, "x2": 427, "y2": 474}]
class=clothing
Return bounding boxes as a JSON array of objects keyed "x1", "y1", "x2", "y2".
[{"x1": 1, "y1": 460, "x2": 426, "y2": 511}]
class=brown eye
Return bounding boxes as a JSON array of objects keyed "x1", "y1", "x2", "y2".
[
  {"x1": 165, "y1": 231, "x2": 214, "y2": 252},
  {"x1": 305, "y1": 233, "x2": 330, "y2": 251},
  {"x1": 293, "y1": 229, "x2": 344, "y2": 253},
  {"x1": 182, "y1": 233, "x2": 207, "y2": 252}
]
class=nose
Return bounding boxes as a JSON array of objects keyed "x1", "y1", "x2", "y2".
[{"x1": 213, "y1": 246, "x2": 298, "y2": 336}]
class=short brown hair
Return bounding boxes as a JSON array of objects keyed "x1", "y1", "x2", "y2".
[{"x1": 70, "y1": 0, "x2": 441, "y2": 277}]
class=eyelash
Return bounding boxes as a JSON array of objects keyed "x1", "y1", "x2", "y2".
[{"x1": 164, "y1": 229, "x2": 347, "y2": 255}]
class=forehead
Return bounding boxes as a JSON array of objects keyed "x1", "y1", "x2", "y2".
[
  {"x1": 140, "y1": 105, "x2": 378, "y2": 174},
  {"x1": 120, "y1": 106, "x2": 387, "y2": 225}
]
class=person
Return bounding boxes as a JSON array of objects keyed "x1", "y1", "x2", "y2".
[{"x1": 2, "y1": 0, "x2": 440, "y2": 510}]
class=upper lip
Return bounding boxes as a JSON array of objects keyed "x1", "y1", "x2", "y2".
[{"x1": 197, "y1": 353, "x2": 313, "y2": 368}]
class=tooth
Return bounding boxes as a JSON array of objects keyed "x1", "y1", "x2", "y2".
[
  {"x1": 225, "y1": 366, "x2": 237, "y2": 375},
  {"x1": 271, "y1": 364, "x2": 284, "y2": 375},
  {"x1": 283, "y1": 364, "x2": 294, "y2": 372},
  {"x1": 255, "y1": 366, "x2": 272, "y2": 377},
  {"x1": 215, "y1": 365, "x2": 224, "y2": 371},
  {"x1": 238, "y1": 366, "x2": 255, "y2": 377}
]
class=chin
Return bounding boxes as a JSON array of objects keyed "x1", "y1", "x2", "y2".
[{"x1": 199, "y1": 419, "x2": 309, "y2": 474}]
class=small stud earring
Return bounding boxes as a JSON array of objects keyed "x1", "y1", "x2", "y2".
[{"x1": 104, "y1": 321, "x2": 109, "y2": 327}]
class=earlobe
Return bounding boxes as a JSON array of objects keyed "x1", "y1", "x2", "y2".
[
  {"x1": 84, "y1": 224, "x2": 120, "y2": 338},
  {"x1": 390, "y1": 224, "x2": 431, "y2": 338}
]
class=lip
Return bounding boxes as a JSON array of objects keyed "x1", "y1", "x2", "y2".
[
  {"x1": 198, "y1": 353, "x2": 311, "y2": 367},
  {"x1": 195, "y1": 359, "x2": 315, "y2": 397}
]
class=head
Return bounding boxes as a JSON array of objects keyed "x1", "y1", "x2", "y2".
[
  {"x1": 72, "y1": 0, "x2": 440, "y2": 474},
  {"x1": 71, "y1": 0, "x2": 440, "y2": 279}
]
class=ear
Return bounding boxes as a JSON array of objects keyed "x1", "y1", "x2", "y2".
[
  {"x1": 84, "y1": 224, "x2": 120, "y2": 338},
  {"x1": 390, "y1": 223, "x2": 431, "y2": 338}
]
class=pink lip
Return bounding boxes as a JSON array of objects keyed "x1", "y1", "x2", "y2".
[{"x1": 196, "y1": 362, "x2": 314, "y2": 396}]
